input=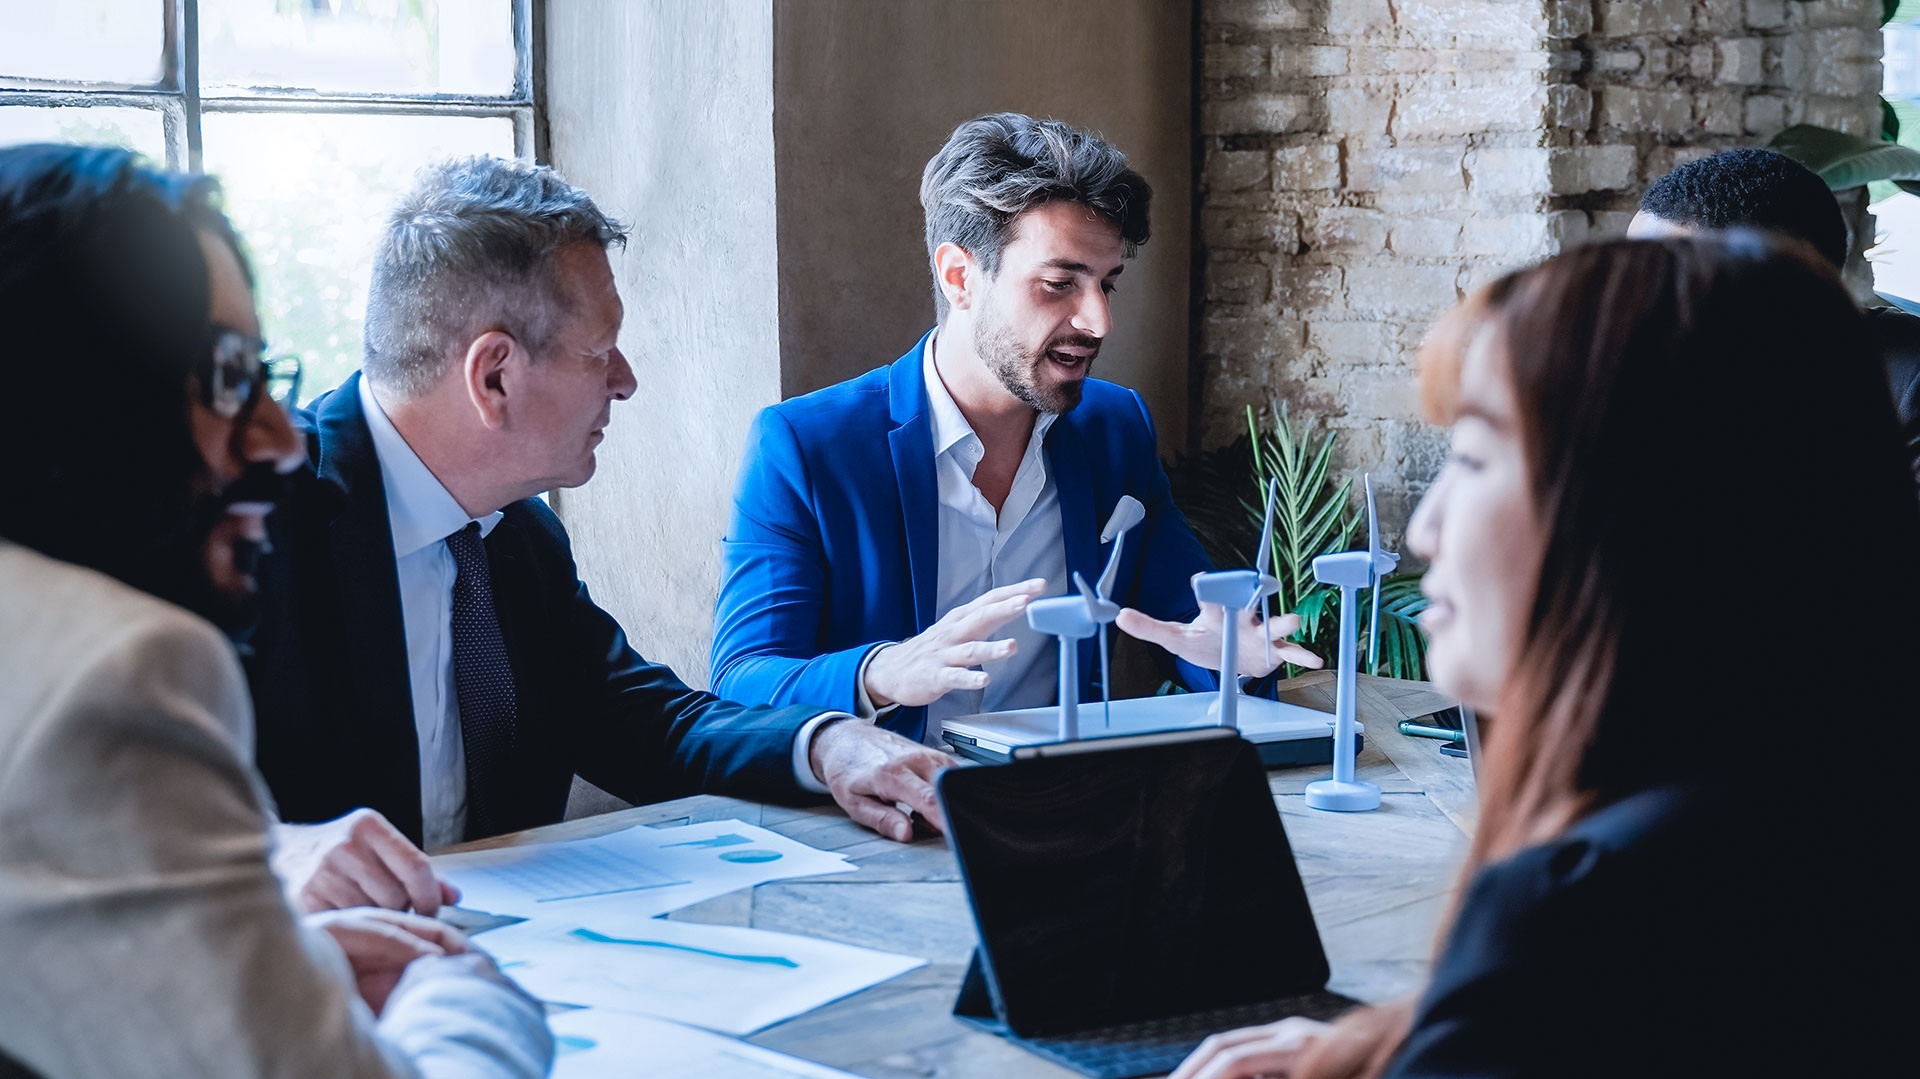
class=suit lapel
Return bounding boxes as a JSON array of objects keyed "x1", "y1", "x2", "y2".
[
  {"x1": 313, "y1": 375, "x2": 426, "y2": 841},
  {"x1": 887, "y1": 342, "x2": 939, "y2": 631},
  {"x1": 1046, "y1": 418, "x2": 1101, "y2": 692}
]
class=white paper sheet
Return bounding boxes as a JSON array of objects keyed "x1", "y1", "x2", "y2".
[
  {"x1": 480, "y1": 912, "x2": 925, "y2": 1035},
  {"x1": 434, "y1": 820, "x2": 854, "y2": 918},
  {"x1": 551, "y1": 1009, "x2": 861, "y2": 1079}
]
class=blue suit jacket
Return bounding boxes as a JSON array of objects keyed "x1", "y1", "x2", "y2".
[{"x1": 712, "y1": 333, "x2": 1222, "y2": 741}]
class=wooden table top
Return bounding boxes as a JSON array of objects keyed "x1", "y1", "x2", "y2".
[{"x1": 450, "y1": 673, "x2": 1474, "y2": 1078}]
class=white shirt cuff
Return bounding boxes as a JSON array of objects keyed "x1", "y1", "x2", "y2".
[
  {"x1": 791, "y1": 711, "x2": 855, "y2": 794},
  {"x1": 853, "y1": 643, "x2": 903, "y2": 721}
]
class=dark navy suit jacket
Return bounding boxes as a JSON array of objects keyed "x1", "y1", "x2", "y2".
[
  {"x1": 244, "y1": 372, "x2": 826, "y2": 844},
  {"x1": 1383, "y1": 782, "x2": 1899, "y2": 1077},
  {"x1": 711, "y1": 332, "x2": 1229, "y2": 742}
]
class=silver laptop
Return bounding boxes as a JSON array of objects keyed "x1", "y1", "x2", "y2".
[{"x1": 941, "y1": 692, "x2": 1358, "y2": 769}]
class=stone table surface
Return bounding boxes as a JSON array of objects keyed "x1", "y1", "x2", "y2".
[{"x1": 449, "y1": 672, "x2": 1473, "y2": 1078}]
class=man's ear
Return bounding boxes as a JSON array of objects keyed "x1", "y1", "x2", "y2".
[
  {"x1": 934, "y1": 241, "x2": 977, "y2": 314},
  {"x1": 461, "y1": 330, "x2": 520, "y2": 431}
]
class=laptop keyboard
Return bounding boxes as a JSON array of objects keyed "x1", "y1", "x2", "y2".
[{"x1": 1013, "y1": 992, "x2": 1358, "y2": 1079}]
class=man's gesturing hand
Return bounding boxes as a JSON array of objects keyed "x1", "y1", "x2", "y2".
[
  {"x1": 809, "y1": 719, "x2": 954, "y2": 842},
  {"x1": 1116, "y1": 589, "x2": 1323, "y2": 678},
  {"x1": 862, "y1": 578, "x2": 1047, "y2": 709},
  {"x1": 272, "y1": 808, "x2": 460, "y2": 915},
  {"x1": 306, "y1": 907, "x2": 469, "y2": 1015}
]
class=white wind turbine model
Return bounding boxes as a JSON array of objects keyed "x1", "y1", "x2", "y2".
[
  {"x1": 1026, "y1": 496, "x2": 1145, "y2": 742},
  {"x1": 1191, "y1": 478, "x2": 1283, "y2": 731},
  {"x1": 1304, "y1": 474, "x2": 1398, "y2": 812}
]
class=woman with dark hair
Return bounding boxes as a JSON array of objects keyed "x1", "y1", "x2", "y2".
[
  {"x1": 0, "y1": 144, "x2": 551, "y2": 1077},
  {"x1": 1173, "y1": 235, "x2": 1917, "y2": 1079}
]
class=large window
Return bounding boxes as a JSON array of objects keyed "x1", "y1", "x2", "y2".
[
  {"x1": 1876, "y1": 1, "x2": 1920, "y2": 302},
  {"x1": 0, "y1": 0, "x2": 539, "y2": 401}
]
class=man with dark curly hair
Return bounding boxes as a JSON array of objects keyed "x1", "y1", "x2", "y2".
[{"x1": 712, "y1": 114, "x2": 1322, "y2": 772}]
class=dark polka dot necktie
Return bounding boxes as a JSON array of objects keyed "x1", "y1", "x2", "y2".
[{"x1": 447, "y1": 521, "x2": 517, "y2": 841}]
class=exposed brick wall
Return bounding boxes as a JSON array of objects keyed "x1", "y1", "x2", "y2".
[{"x1": 1196, "y1": 0, "x2": 1883, "y2": 536}]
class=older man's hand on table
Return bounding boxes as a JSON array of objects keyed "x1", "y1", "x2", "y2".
[
  {"x1": 272, "y1": 808, "x2": 460, "y2": 915},
  {"x1": 808, "y1": 717, "x2": 953, "y2": 843}
]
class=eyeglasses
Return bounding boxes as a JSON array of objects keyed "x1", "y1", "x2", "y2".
[{"x1": 201, "y1": 327, "x2": 303, "y2": 420}]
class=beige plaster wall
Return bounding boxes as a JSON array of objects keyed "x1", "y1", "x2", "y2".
[
  {"x1": 771, "y1": 0, "x2": 1196, "y2": 449},
  {"x1": 544, "y1": 0, "x2": 782, "y2": 687}
]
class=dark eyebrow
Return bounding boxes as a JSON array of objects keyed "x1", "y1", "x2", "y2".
[{"x1": 1039, "y1": 258, "x2": 1125, "y2": 278}]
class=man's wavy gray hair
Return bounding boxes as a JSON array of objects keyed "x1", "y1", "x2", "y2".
[
  {"x1": 919, "y1": 113, "x2": 1151, "y2": 321},
  {"x1": 364, "y1": 155, "x2": 628, "y2": 397}
]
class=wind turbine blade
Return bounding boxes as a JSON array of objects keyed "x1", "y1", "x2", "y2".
[
  {"x1": 1250, "y1": 477, "x2": 1278, "y2": 609},
  {"x1": 1100, "y1": 495, "x2": 1145, "y2": 543},
  {"x1": 1094, "y1": 532, "x2": 1127, "y2": 600},
  {"x1": 1072, "y1": 571, "x2": 1100, "y2": 606}
]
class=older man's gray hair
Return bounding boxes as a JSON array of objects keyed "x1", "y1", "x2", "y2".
[{"x1": 364, "y1": 155, "x2": 628, "y2": 397}]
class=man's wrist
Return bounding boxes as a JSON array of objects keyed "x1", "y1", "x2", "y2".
[
  {"x1": 855, "y1": 642, "x2": 899, "y2": 715},
  {"x1": 792, "y1": 711, "x2": 854, "y2": 794}
]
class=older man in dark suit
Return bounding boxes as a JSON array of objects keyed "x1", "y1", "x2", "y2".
[{"x1": 249, "y1": 157, "x2": 947, "y2": 912}]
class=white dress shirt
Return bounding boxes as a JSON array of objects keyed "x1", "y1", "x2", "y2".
[
  {"x1": 915, "y1": 331, "x2": 1070, "y2": 739},
  {"x1": 360, "y1": 380, "x2": 832, "y2": 850}
]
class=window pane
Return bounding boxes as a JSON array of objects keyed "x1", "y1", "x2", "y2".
[
  {"x1": 0, "y1": 104, "x2": 168, "y2": 163},
  {"x1": 0, "y1": 0, "x2": 167, "y2": 86},
  {"x1": 200, "y1": 0, "x2": 516, "y2": 97},
  {"x1": 201, "y1": 111, "x2": 516, "y2": 401}
]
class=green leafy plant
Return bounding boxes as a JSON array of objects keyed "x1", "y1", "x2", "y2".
[{"x1": 1166, "y1": 401, "x2": 1430, "y2": 681}]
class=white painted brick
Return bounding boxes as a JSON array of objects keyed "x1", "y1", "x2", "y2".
[
  {"x1": 1307, "y1": 320, "x2": 1395, "y2": 364},
  {"x1": 1204, "y1": 207, "x2": 1291, "y2": 252},
  {"x1": 1207, "y1": 261, "x2": 1269, "y2": 306},
  {"x1": 1327, "y1": 87, "x2": 1393, "y2": 136},
  {"x1": 1306, "y1": 208, "x2": 1389, "y2": 253},
  {"x1": 1274, "y1": 45, "x2": 1351, "y2": 77},
  {"x1": 1328, "y1": 0, "x2": 1395, "y2": 37},
  {"x1": 1591, "y1": 210, "x2": 1638, "y2": 238},
  {"x1": 1597, "y1": 0, "x2": 1691, "y2": 34},
  {"x1": 1598, "y1": 87, "x2": 1693, "y2": 132},
  {"x1": 1348, "y1": 146, "x2": 1466, "y2": 194},
  {"x1": 1388, "y1": 215, "x2": 1464, "y2": 256},
  {"x1": 1546, "y1": 0, "x2": 1593, "y2": 36},
  {"x1": 1208, "y1": 150, "x2": 1272, "y2": 193},
  {"x1": 1209, "y1": 0, "x2": 1310, "y2": 32},
  {"x1": 1598, "y1": 47, "x2": 1644, "y2": 75},
  {"x1": 1345, "y1": 265, "x2": 1461, "y2": 317},
  {"x1": 1203, "y1": 44, "x2": 1268, "y2": 81},
  {"x1": 1394, "y1": 81, "x2": 1547, "y2": 137},
  {"x1": 1547, "y1": 210, "x2": 1591, "y2": 251},
  {"x1": 1465, "y1": 146, "x2": 1550, "y2": 195},
  {"x1": 1548, "y1": 145, "x2": 1640, "y2": 193},
  {"x1": 1696, "y1": 90, "x2": 1746, "y2": 135},
  {"x1": 1205, "y1": 314, "x2": 1304, "y2": 367},
  {"x1": 1461, "y1": 213, "x2": 1552, "y2": 256},
  {"x1": 1274, "y1": 144, "x2": 1343, "y2": 189},
  {"x1": 1204, "y1": 94, "x2": 1311, "y2": 135},
  {"x1": 1717, "y1": 38, "x2": 1766, "y2": 85},
  {"x1": 1746, "y1": 0, "x2": 1788, "y2": 27},
  {"x1": 1396, "y1": 2, "x2": 1543, "y2": 45},
  {"x1": 1697, "y1": 0, "x2": 1747, "y2": 33},
  {"x1": 1744, "y1": 93, "x2": 1788, "y2": 135},
  {"x1": 1271, "y1": 267, "x2": 1345, "y2": 311},
  {"x1": 1548, "y1": 85, "x2": 1592, "y2": 130}
]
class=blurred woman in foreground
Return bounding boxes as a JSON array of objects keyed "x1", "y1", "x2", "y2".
[{"x1": 1174, "y1": 235, "x2": 1918, "y2": 1079}]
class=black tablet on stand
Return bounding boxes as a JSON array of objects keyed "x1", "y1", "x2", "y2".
[{"x1": 939, "y1": 727, "x2": 1358, "y2": 1079}]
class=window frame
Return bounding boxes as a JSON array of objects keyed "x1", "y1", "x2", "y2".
[{"x1": 0, "y1": 0, "x2": 546, "y2": 169}]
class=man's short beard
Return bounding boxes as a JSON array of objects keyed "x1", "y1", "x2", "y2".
[{"x1": 972, "y1": 295, "x2": 1091, "y2": 415}]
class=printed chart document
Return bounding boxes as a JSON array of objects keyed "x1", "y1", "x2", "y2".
[
  {"x1": 433, "y1": 820, "x2": 854, "y2": 917},
  {"x1": 551, "y1": 1009, "x2": 861, "y2": 1079},
  {"x1": 482, "y1": 912, "x2": 925, "y2": 1034}
]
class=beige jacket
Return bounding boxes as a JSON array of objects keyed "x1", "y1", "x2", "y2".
[{"x1": 0, "y1": 541, "x2": 552, "y2": 1078}]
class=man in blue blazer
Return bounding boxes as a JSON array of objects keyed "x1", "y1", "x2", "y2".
[
  {"x1": 713, "y1": 114, "x2": 1318, "y2": 750},
  {"x1": 248, "y1": 158, "x2": 949, "y2": 906}
]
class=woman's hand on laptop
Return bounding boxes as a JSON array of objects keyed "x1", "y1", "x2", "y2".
[
  {"x1": 1169, "y1": 1017, "x2": 1331, "y2": 1079},
  {"x1": 862, "y1": 578, "x2": 1047, "y2": 708},
  {"x1": 1116, "y1": 593, "x2": 1323, "y2": 679}
]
